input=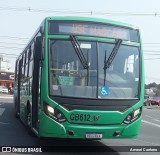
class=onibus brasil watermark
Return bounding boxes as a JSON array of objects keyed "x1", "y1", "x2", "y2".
[{"x1": 2, "y1": 147, "x2": 42, "y2": 153}]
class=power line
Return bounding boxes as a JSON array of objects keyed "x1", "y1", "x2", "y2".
[
  {"x1": 1, "y1": 35, "x2": 160, "y2": 45},
  {"x1": 144, "y1": 50, "x2": 160, "y2": 52},
  {"x1": 144, "y1": 54, "x2": 160, "y2": 56},
  {"x1": 0, "y1": 6, "x2": 160, "y2": 17},
  {"x1": 0, "y1": 52, "x2": 18, "y2": 56},
  {"x1": 0, "y1": 56, "x2": 17, "y2": 58},
  {"x1": 145, "y1": 58, "x2": 160, "y2": 60},
  {"x1": 143, "y1": 46, "x2": 160, "y2": 47},
  {"x1": 143, "y1": 43, "x2": 160, "y2": 44},
  {"x1": 0, "y1": 46, "x2": 160, "y2": 53},
  {"x1": 0, "y1": 42, "x2": 26, "y2": 46},
  {"x1": 0, "y1": 35, "x2": 29, "y2": 40},
  {"x1": 1, "y1": 34, "x2": 160, "y2": 54},
  {"x1": 0, "y1": 46, "x2": 23, "y2": 50},
  {"x1": 0, "y1": 53, "x2": 18, "y2": 58}
]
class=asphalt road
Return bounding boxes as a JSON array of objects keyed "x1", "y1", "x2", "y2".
[{"x1": 0, "y1": 94, "x2": 159, "y2": 155}]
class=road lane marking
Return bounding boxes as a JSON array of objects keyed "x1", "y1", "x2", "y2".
[
  {"x1": 145, "y1": 115, "x2": 154, "y2": 119},
  {"x1": 144, "y1": 108, "x2": 160, "y2": 111},
  {"x1": 0, "y1": 96, "x2": 13, "y2": 99},
  {"x1": 154, "y1": 119, "x2": 160, "y2": 123},
  {"x1": 145, "y1": 115, "x2": 160, "y2": 122},
  {"x1": 142, "y1": 120, "x2": 160, "y2": 128},
  {"x1": 135, "y1": 138, "x2": 160, "y2": 146},
  {"x1": 0, "y1": 108, "x2": 5, "y2": 116},
  {"x1": 0, "y1": 122, "x2": 10, "y2": 125}
]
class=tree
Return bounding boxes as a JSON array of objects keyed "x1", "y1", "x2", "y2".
[
  {"x1": 148, "y1": 82, "x2": 157, "y2": 88},
  {"x1": 155, "y1": 89, "x2": 160, "y2": 96},
  {"x1": 145, "y1": 82, "x2": 160, "y2": 97}
]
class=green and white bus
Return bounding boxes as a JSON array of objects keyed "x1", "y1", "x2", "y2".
[{"x1": 14, "y1": 16, "x2": 144, "y2": 139}]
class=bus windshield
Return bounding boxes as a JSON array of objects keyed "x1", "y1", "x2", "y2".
[{"x1": 49, "y1": 39, "x2": 139, "y2": 99}]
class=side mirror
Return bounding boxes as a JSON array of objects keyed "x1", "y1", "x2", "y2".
[{"x1": 34, "y1": 36, "x2": 43, "y2": 61}]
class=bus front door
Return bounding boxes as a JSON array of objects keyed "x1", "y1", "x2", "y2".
[{"x1": 32, "y1": 36, "x2": 42, "y2": 131}]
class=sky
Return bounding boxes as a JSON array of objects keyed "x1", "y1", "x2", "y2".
[{"x1": 0, "y1": 0, "x2": 160, "y2": 84}]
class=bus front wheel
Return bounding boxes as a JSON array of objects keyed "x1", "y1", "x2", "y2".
[
  {"x1": 15, "y1": 98, "x2": 19, "y2": 118},
  {"x1": 27, "y1": 111, "x2": 35, "y2": 137}
]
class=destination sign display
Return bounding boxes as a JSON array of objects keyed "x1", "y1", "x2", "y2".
[{"x1": 49, "y1": 21, "x2": 139, "y2": 42}]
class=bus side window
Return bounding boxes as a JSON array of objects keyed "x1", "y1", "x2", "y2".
[
  {"x1": 26, "y1": 47, "x2": 31, "y2": 77},
  {"x1": 28, "y1": 43, "x2": 34, "y2": 78},
  {"x1": 30, "y1": 42, "x2": 34, "y2": 60},
  {"x1": 15, "y1": 61, "x2": 19, "y2": 80},
  {"x1": 28, "y1": 61, "x2": 33, "y2": 77},
  {"x1": 19, "y1": 58, "x2": 23, "y2": 80},
  {"x1": 25, "y1": 50, "x2": 29, "y2": 77},
  {"x1": 21, "y1": 55, "x2": 24, "y2": 78},
  {"x1": 23, "y1": 51, "x2": 27, "y2": 78}
]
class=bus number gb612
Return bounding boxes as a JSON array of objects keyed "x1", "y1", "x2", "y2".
[{"x1": 70, "y1": 114, "x2": 91, "y2": 121}]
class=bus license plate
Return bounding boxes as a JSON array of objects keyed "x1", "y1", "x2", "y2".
[{"x1": 86, "y1": 133, "x2": 103, "y2": 139}]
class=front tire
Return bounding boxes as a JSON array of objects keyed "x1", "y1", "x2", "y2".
[
  {"x1": 27, "y1": 111, "x2": 35, "y2": 137},
  {"x1": 15, "y1": 100, "x2": 19, "y2": 118}
]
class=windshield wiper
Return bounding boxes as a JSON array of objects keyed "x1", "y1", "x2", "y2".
[
  {"x1": 70, "y1": 35, "x2": 89, "y2": 69},
  {"x1": 103, "y1": 39, "x2": 122, "y2": 85},
  {"x1": 104, "y1": 39, "x2": 122, "y2": 70}
]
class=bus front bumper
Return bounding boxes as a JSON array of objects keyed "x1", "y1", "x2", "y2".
[{"x1": 39, "y1": 113, "x2": 142, "y2": 139}]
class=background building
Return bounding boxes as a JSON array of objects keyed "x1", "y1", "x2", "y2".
[{"x1": 0, "y1": 56, "x2": 14, "y2": 89}]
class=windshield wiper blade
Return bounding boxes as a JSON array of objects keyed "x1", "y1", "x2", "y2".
[
  {"x1": 104, "y1": 39, "x2": 122, "y2": 70},
  {"x1": 103, "y1": 39, "x2": 122, "y2": 86},
  {"x1": 70, "y1": 35, "x2": 89, "y2": 69}
]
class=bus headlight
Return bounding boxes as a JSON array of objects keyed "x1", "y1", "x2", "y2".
[
  {"x1": 123, "y1": 107, "x2": 142, "y2": 124},
  {"x1": 133, "y1": 108, "x2": 140, "y2": 118},
  {"x1": 44, "y1": 104, "x2": 66, "y2": 123},
  {"x1": 47, "y1": 105, "x2": 54, "y2": 114}
]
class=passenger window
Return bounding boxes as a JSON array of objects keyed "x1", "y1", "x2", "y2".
[
  {"x1": 28, "y1": 60, "x2": 33, "y2": 77},
  {"x1": 30, "y1": 42, "x2": 34, "y2": 60}
]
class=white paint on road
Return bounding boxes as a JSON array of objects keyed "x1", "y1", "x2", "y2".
[
  {"x1": 144, "y1": 107, "x2": 160, "y2": 112},
  {"x1": 0, "y1": 108, "x2": 5, "y2": 116},
  {"x1": 0, "y1": 122, "x2": 10, "y2": 125},
  {"x1": 135, "y1": 138, "x2": 160, "y2": 146},
  {"x1": 0, "y1": 96, "x2": 13, "y2": 99},
  {"x1": 142, "y1": 120, "x2": 160, "y2": 128},
  {"x1": 145, "y1": 115, "x2": 155, "y2": 119},
  {"x1": 154, "y1": 119, "x2": 160, "y2": 123},
  {"x1": 145, "y1": 114, "x2": 160, "y2": 122}
]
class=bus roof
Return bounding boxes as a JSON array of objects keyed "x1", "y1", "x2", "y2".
[
  {"x1": 45, "y1": 16, "x2": 139, "y2": 30},
  {"x1": 16, "y1": 16, "x2": 139, "y2": 61}
]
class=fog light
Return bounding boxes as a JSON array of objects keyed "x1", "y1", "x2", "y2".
[
  {"x1": 57, "y1": 113, "x2": 62, "y2": 119},
  {"x1": 68, "y1": 130, "x2": 74, "y2": 136},
  {"x1": 126, "y1": 115, "x2": 132, "y2": 121},
  {"x1": 113, "y1": 131, "x2": 120, "y2": 137},
  {"x1": 57, "y1": 113, "x2": 66, "y2": 123}
]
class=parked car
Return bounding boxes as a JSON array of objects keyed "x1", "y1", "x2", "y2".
[
  {"x1": 144, "y1": 95, "x2": 151, "y2": 106},
  {"x1": 1, "y1": 86, "x2": 9, "y2": 93},
  {"x1": 150, "y1": 97, "x2": 160, "y2": 106},
  {"x1": 0, "y1": 86, "x2": 4, "y2": 92}
]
